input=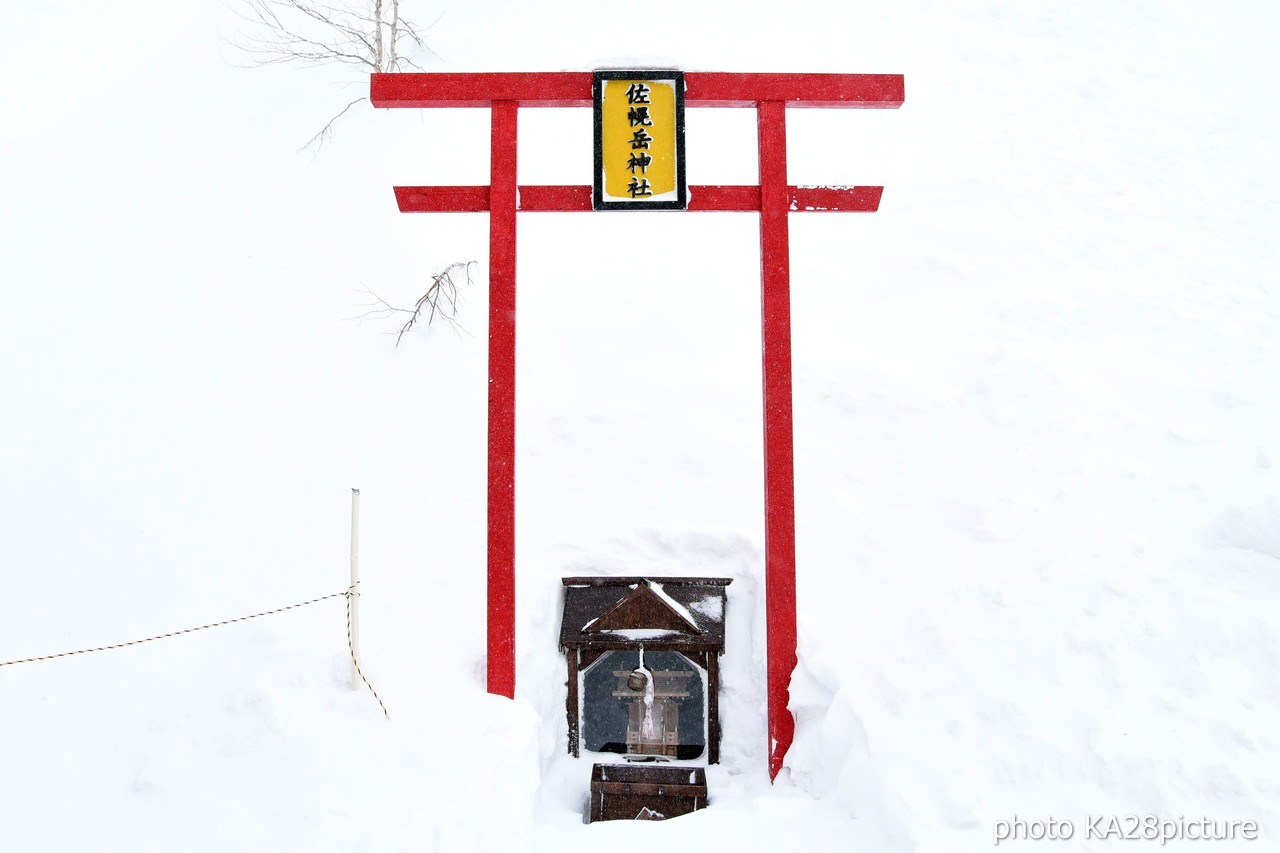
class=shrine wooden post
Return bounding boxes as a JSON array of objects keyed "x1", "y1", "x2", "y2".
[{"x1": 371, "y1": 71, "x2": 904, "y2": 779}]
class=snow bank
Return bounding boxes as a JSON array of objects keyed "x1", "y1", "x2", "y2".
[{"x1": 2, "y1": 1, "x2": 1277, "y2": 851}]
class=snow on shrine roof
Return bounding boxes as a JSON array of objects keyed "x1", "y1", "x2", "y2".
[{"x1": 560, "y1": 577, "x2": 731, "y2": 653}]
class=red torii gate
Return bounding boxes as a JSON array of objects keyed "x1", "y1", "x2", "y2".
[{"x1": 371, "y1": 71, "x2": 904, "y2": 780}]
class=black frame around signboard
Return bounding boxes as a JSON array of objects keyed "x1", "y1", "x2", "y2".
[{"x1": 592, "y1": 69, "x2": 688, "y2": 211}]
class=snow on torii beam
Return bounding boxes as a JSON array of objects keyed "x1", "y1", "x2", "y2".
[{"x1": 372, "y1": 71, "x2": 904, "y2": 781}]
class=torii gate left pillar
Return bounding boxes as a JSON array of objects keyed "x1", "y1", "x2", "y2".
[{"x1": 372, "y1": 71, "x2": 904, "y2": 779}]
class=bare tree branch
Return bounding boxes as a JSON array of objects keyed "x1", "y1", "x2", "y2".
[
  {"x1": 387, "y1": 0, "x2": 398, "y2": 71},
  {"x1": 226, "y1": 0, "x2": 432, "y2": 73},
  {"x1": 349, "y1": 262, "x2": 475, "y2": 346},
  {"x1": 298, "y1": 96, "x2": 367, "y2": 152},
  {"x1": 228, "y1": 2, "x2": 467, "y2": 333},
  {"x1": 225, "y1": 0, "x2": 437, "y2": 148}
]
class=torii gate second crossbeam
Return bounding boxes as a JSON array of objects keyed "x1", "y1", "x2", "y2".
[{"x1": 371, "y1": 71, "x2": 905, "y2": 780}]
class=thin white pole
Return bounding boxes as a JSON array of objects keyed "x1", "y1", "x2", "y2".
[{"x1": 350, "y1": 487, "x2": 361, "y2": 691}]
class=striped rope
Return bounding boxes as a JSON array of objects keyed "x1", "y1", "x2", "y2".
[
  {"x1": 0, "y1": 586, "x2": 388, "y2": 718},
  {"x1": 345, "y1": 583, "x2": 387, "y2": 718}
]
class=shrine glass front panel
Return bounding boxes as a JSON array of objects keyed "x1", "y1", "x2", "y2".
[{"x1": 581, "y1": 650, "x2": 705, "y2": 760}]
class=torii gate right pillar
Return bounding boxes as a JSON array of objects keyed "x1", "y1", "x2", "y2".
[{"x1": 758, "y1": 98, "x2": 798, "y2": 777}]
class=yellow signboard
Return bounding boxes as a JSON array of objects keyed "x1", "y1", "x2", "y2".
[{"x1": 593, "y1": 70, "x2": 686, "y2": 210}]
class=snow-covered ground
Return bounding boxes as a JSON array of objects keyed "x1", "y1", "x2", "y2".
[{"x1": 2, "y1": 1, "x2": 1277, "y2": 850}]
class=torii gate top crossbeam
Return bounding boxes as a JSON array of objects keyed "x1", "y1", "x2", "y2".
[{"x1": 372, "y1": 72, "x2": 904, "y2": 109}]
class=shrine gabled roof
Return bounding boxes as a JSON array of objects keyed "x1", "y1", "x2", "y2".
[{"x1": 560, "y1": 577, "x2": 731, "y2": 653}]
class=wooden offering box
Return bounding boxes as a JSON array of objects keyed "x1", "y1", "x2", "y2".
[{"x1": 588, "y1": 763, "x2": 708, "y2": 823}]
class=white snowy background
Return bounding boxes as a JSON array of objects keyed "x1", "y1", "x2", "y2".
[{"x1": 2, "y1": 1, "x2": 1277, "y2": 851}]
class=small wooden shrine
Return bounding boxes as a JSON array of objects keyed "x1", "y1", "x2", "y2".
[{"x1": 559, "y1": 577, "x2": 731, "y2": 764}]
